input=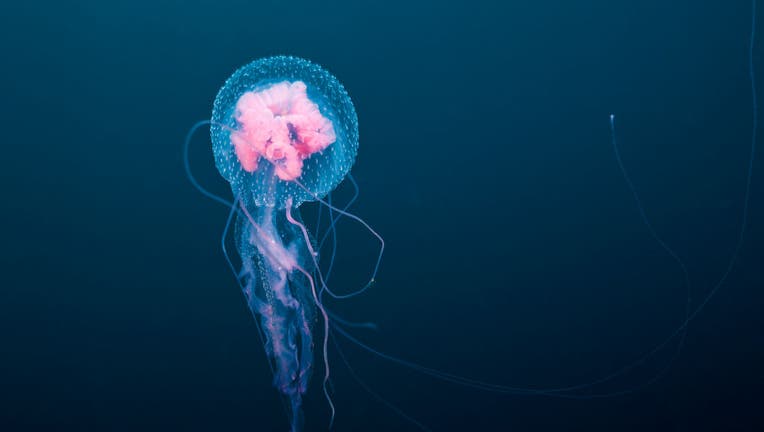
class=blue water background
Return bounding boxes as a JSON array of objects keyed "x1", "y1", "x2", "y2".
[{"x1": 1, "y1": 1, "x2": 763, "y2": 430}]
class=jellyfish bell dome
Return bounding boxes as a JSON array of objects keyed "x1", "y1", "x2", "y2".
[{"x1": 211, "y1": 56, "x2": 359, "y2": 209}]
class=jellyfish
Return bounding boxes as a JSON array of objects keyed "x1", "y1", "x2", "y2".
[{"x1": 184, "y1": 56, "x2": 381, "y2": 432}]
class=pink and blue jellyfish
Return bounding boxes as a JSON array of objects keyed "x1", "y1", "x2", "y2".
[{"x1": 198, "y1": 56, "x2": 378, "y2": 432}]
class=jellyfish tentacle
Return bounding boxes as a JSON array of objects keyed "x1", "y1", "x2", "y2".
[
  {"x1": 184, "y1": 120, "x2": 234, "y2": 208},
  {"x1": 319, "y1": 174, "x2": 360, "y2": 251},
  {"x1": 292, "y1": 178, "x2": 383, "y2": 300},
  {"x1": 678, "y1": 0, "x2": 758, "y2": 317},
  {"x1": 321, "y1": 193, "x2": 337, "y2": 286},
  {"x1": 611, "y1": 0, "x2": 759, "y2": 336},
  {"x1": 598, "y1": 0, "x2": 758, "y2": 387},
  {"x1": 319, "y1": 174, "x2": 360, "y2": 285},
  {"x1": 325, "y1": 309, "x2": 378, "y2": 331},
  {"x1": 331, "y1": 323, "x2": 538, "y2": 395},
  {"x1": 284, "y1": 198, "x2": 336, "y2": 429},
  {"x1": 608, "y1": 114, "x2": 691, "y2": 386},
  {"x1": 331, "y1": 314, "x2": 687, "y2": 399},
  {"x1": 330, "y1": 333, "x2": 433, "y2": 432},
  {"x1": 315, "y1": 192, "x2": 323, "y2": 238},
  {"x1": 221, "y1": 196, "x2": 244, "y2": 287}
]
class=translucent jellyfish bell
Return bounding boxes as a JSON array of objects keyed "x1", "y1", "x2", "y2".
[{"x1": 210, "y1": 56, "x2": 359, "y2": 209}]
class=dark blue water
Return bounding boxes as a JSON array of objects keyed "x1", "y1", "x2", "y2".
[{"x1": 2, "y1": 1, "x2": 763, "y2": 431}]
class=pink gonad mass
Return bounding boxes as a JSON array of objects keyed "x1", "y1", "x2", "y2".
[{"x1": 230, "y1": 81, "x2": 336, "y2": 180}]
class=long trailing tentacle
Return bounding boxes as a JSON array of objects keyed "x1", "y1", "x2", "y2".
[
  {"x1": 292, "y1": 178, "x2": 384, "y2": 299},
  {"x1": 184, "y1": 120, "x2": 234, "y2": 208},
  {"x1": 608, "y1": 114, "x2": 692, "y2": 388},
  {"x1": 330, "y1": 331, "x2": 433, "y2": 432},
  {"x1": 332, "y1": 320, "x2": 686, "y2": 398},
  {"x1": 318, "y1": 174, "x2": 361, "y2": 285},
  {"x1": 283, "y1": 199, "x2": 337, "y2": 428}
]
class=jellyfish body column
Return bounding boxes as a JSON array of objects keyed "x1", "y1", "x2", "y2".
[{"x1": 236, "y1": 201, "x2": 316, "y2": 432}]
